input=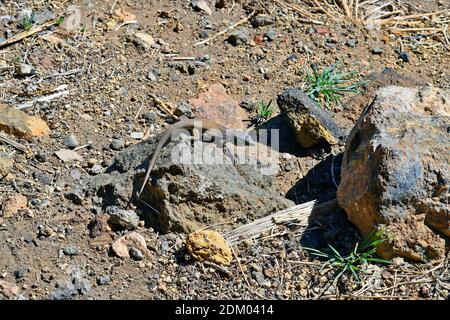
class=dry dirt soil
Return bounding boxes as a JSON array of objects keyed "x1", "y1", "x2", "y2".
[{"x1": 0, "y1": 0, "x2": 449, "y2": 300}]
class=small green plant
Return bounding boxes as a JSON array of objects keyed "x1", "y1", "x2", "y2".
[
  {"x1": 257, "y1": 99, "x2": 274, "y2": 119},
  {"x1": 248, "y1": 99, "x2": 275, "y2": 127},
  {"x1": 21, "y1": 14, "x2": 34, "y2": 31},
  {"x1": 304, "y1": 64, "x2": 367, "y2": 109},
  {"x1": 304, "y1": 230, "x2": 391, "y2": 282},
  {"x1": 55, "y1": 15, "x2": 65, "y2": 26}
]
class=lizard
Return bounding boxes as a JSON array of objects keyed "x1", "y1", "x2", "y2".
[{"x1": 136, "y1": 118, "x2": 256, "y2": 198}]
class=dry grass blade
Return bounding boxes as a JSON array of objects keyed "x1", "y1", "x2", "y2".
[
  {"x1": 0, "y1": 132, "x2": 31, "y2": 154},
  {"x1": 390, "y1": 27, "x2": 443, "y2": 34},
  {"x1": 273, "y1": 0, "x2": 325, "y2": 24},
  {"x1": 225, "y1": 199, "x2": 337, "y2": 245},
  {"x1": 194, "y1": 11, "x2": 256, "y2": 46},
  {"x1": 282, "y1": 1, "x2": 449, "y2": 47}
]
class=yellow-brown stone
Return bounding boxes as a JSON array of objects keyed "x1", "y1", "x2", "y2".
[
  {"x1": 186, "y1": 230, "x2": 232, "y2": 266},
  {"x1": 0, "y1": 104, "x2": 51, "y2": 139}
]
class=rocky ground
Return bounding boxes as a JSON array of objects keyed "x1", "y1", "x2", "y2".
[{"x1": 0, "y1": 0, "x2": 449, "y2": 300}]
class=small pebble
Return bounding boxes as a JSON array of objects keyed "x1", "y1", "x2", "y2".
[
  {"x1": 398, "y1": 51, "x2": 410, "y2": 62},
  {"x1": 14, "y1": 267, "x2": 27, "y2": 279},
  {"x1": 63, "y1": 246, "x2": 78, "y2": 256},
  {"x1": 130, "y1": 132, "x2": 144, "y2": 140},
  {"x1": 16, "y1": 64, "x2": 33, "y2": 76},
  {"x1": 161, "y1": 240, "x2": 170, "y2": 252},
  {"x1": 251, "y1": 15, "x2": 273, "y2": 28},
  {"x1": 265, "y1": 29, "x2": 277, "y2": 41},
  {"x1": 129, "y1": 247, "x2": 144, "y2": 261},
  {"x1": 97, "y1": 275, "x2": 111, "y2": 286},
  {"x1": 110, "y1": 138, "x2": 125, "y2": 151},
  {"x1": 63, "y1": 134, "x2": 79, "y2": 149},
  {"x1": 147, "y1": 70, "x2": 157, "y2": 81},
  {"x1": 372, "y1": 47, "x2": 383, "y2": 54},
  {"x1": 346, "y1": 39, "x2": 357, "y2": 48},
  {"x1": 284, "y1": 162, "x2": 295, "y2": 172},
  {"x1": 89, "y1": 164, "x2": 103, "y2": 175},
  {"x1": 228, "y1": 28, "x2": 249, "y2": 46}
]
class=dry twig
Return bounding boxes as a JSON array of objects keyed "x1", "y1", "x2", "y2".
[
  {"x1": 194, "y1": 11, "x2": 256, "y2": 46},
  {"x1": 0, "y1": 133, "x2": 31, "y2": 154},
  {"x1": 148, "y1": 93, "x2": 179, "y2": 120},
  {"x1": 0, "y1": 20, "x2": 57, "y2": 49}
]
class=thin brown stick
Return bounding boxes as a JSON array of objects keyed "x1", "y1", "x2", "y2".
[
  {"x1": 0, "y1": 20, "x2": 57, "y2": 49},
  {"x1": 322, "y1": 294, "x2": 414, "y2": 299},
  {"x1": 287, "y1": 260, "x2": 322, "y2": 266},
  {"x1": 390, "y1": 9, "x2": 449, "y2": 21},
  {"x1": 390, "y1": 27, "x2": 443, "y2": 34},
  {"x1": 0, "y1": 133, "x2": 31, "y2": 154},
  {"x1": 194, "y1": 11, "x2": 256, "y2": 46},
  {"x1": 230, "y1": 245, "x2": 250, "y2": 287},
  {"x1": 371, "y1": 9, "x2": 450, "y2": 25},
  {"x1": 169, "y1": 56, "x2": 197, "y2": 61},
  {"x1": 110, "y1": 0, "x2": 119, "y2": 15},
  {"x1": 274, "y1": 0, "x2": 313, "y2": 18},
  {"x1": 355, "y1": 0, "x2": 360, "y2": 19},
  {"x1": 338, "y1": 0, "x2": 352, "y2": 18},
  {"x1": 148, "y1": 93, "x2": 179, "y2": 120},
  {"x1": 203, "y1": 261, "x2": 232, "y2": 277}
]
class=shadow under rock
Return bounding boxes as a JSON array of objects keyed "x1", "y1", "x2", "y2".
[
  {"x1": 287, "y1": 153, "x2": 343, "y2": 204},
  {"x1": 283, "y1": 153, "x2": 361, "y2": 253}
]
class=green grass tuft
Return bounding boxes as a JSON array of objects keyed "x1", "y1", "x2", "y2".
[
  {"x1": 55, "y1": 15, "x2": 65, "y2": 26},
  {"x1": 256, "y1": 99, "x2": 274, "y2": 119},
  {"x1": 21, "y1": 14, "x2": 34, "y2": 31},
  {"x1": 303, "y1": 229, "x2": 391, "y2": 283},
  {"x1": 304, "y1": 64, "x2": 367, "y2": 109}
]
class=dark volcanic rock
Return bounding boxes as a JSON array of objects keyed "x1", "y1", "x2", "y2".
[
  {"x1": 251, "y1": 15, "x2": 273, "y2": 28},
  {"x1": 136, "y1": 138, "x2": 294, "y2": 233},
  {"x1": 106, "y1": 206, "x2": 139, "y2": 230},
  {"x1": 337, "y1": 85, "x2": 449, "y2": 262},
  {"x1": 277, "y1": 88, "x2": 345, "y2": 148},
  {"x1": 227, "y1": 28, "x2": 249, "y2": 46}
]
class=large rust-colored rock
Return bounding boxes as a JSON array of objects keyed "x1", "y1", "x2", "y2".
[
  {"x1": 337, "y1": 86, "x2": 449, "y2": 262},
  {"x1": 277, "y1": 88, "x2": 345, "y2": 148},
  {"x1": 190, "y1": 83, "x2": 247, "y2": 129},
  {"x1": 186, "y1": 230, "x2": 232, "y2": 266},
  {"x1": 0, "y1": 104, "x2": 51, "y2": 139}
]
